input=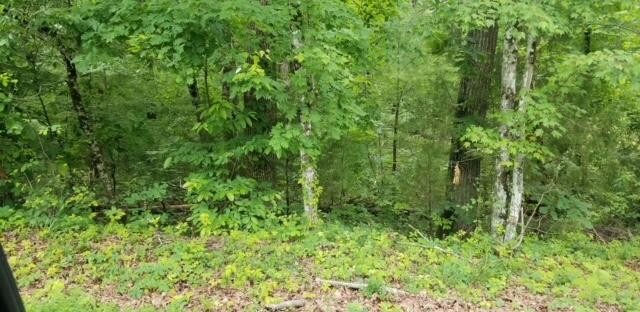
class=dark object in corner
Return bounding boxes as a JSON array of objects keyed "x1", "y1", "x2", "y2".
[{"x1": 0, "y1": 244, "x2": 25, "y2": 312}]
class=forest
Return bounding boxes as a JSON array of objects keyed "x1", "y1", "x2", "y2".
[{"x1": 1, "y1": 0, "x2": 640, "y2": 311}]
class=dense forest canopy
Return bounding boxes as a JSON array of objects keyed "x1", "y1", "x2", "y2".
[
  {"x1": 2, "y1": 0, "x2": 640, "y2": 311},
  {"x1": 2, "y1": 0, "x2": 640, "y2": 238}
]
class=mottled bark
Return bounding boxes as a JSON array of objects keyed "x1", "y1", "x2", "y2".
[
  {"x1": 492, "y1": 26, "x2": 518, "y2": 236},
  {"x1": 448, "y1": 25, "x2": 499, "y2": 209},
  {"x1": 504, "y1": 36, "x2": 537, "y2": 242},
  {"x1": 300, "y1": 114, "x2": 319, "y2": 222},
  {"x1": 289, "y1": 9, "x2": 320, "y2": 221},
  {"x1": 60, "y1": 47, "x2": 113, "y2": 197}
]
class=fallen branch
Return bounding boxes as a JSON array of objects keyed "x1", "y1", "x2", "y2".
[
  {"x1": 265, "y1": 299, "x2": 306, "y2": 311},
  {"x1": 315, "y1": 278, "x2": 408, "y2": 296}
]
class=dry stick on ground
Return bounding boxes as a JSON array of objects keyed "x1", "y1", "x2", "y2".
[
  {"x1": 315, "y1": 278, "x2": 408, "y2": 296},
  {"x1": 265, "y1": 299, "x2": 306, "y2": 311}
]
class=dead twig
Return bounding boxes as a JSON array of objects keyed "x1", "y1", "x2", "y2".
[
  {"x1": 315, "y1": 278, "x2": 408, "y2": 296},
  {"x1": 265, "y1": 299, "x2": 306, "y2": 311}
]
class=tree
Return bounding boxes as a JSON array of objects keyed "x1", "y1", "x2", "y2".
[
  {"x1": 273, "y1": 0, "x2": 366, "y2": 222},
  {"x1": 491, "y1": 24, "x2": 518, "y2": 238},
  {"x1": 504, "y1": 35, "x2": 537, "y2": 242},
  {"x1": 448, "y1": 24, "x2": 498, "y2": 223},
  {"x1": 5, "y1": 1, "x2": 114, "y2": 197}
]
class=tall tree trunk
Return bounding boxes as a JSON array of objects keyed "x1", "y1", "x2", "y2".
[
  {"x1": 504, "y1": 36, "x2": 537, "y2": 242},
  {"x1": 491, "y1": 26, "x2": 518, "y2": 237},
  {"x1": 290, "y1": 5, "x2": 320, "y2": 221},
  {"x1": 300, "y1": 112, "x2": 319, "y2": 222},
  {"x1": 60, "y1": 47, "x2": 113, "y2": 197},
  {"x1": 583, "y1": 27, "x2": 592, "y2": 55},
  {"x1": 188, "y1": 77, "x2": 201, "y2": 122},
  {"x1": 391, "y1": 97, "x2": 401, "y2": 173},
  {"x1": 203, "y1": 57, "x2": 211, "y2": 108},
  {"x1": 448, "y1": 25, "x2": 499, "y2": 210}
]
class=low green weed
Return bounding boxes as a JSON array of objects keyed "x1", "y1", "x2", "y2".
[{"x1": 1, "y1": 213, "x2": 638, "y2": 311}]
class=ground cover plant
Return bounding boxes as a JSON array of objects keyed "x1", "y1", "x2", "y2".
[
  {"x1": 1, "y1": 0, "x2": 640, "y2": 311},
  {"x1": 2, "y1": 210, "x2": 639, "y2": 311}
]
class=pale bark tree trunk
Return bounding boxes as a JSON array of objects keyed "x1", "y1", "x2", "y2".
[
  {"x1": 300, "y1": 113, "x2": 319, "y2": 222},
  {"x1": 60, "y1": 47, "x2": 113, "y2": 197},
  {"x1": 504, "y1": 36, "x2": 537, "y2": 242},
  {"x1": 491, "y1": 26, "x2": 518, "y2": 237},
  {"x1": 290, "y1": 14, "x2": 320, "y2": 221},
  {"x1": 448, "y1": 25, "x2": 498, "y2": 210}
]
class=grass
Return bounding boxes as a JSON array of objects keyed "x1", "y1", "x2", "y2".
[{"x1": 2, "y1": 214, "x2": 640, "y2": 311}]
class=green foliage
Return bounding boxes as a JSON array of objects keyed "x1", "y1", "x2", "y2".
[
  {"x1": 2, "y1": 0, "x2": 639, "y2": 234},
  {"x1": 123, "y1": 183, "x2": 168, "y2": 207},
  {"x1": 26, "y1": 280, "x2": 119, "y2": 312},
  {"x1": 2, "y1": 0, "x2": 640, "y2": 310},
  {"x1": 2, "y1": 217, "x2": 639, "y2": 311}
]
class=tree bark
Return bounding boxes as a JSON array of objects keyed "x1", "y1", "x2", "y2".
[
  {"x1": 391, "y1": 96, "x2": 401, "y2": 173},
  {"x1": 491, "y1": 26, "x2": 518, "y2": 237},
  {"x1": 203, "y1": 57, "x2": 211, "y2": 108},
  {"x1": 188, "y1": 77, "x2": 201, "y2": 122},
  {"x1": 448, "y1": 25, "x2": 499, "y2": 210},
  {"x1": 300, "y1": 113, "x2": 319, "y2": 222},
  {"x1": 290, "y1": 7, "x2": 320, "y2": 221},
  {"x1": 504, "y1": 36, "x2": 537, "y2": 242},
  {"x1": 60, "y1": 47, "x2": 113, "y2": 197},
  {"x1": 583, "y1": 27, "x2": 592, "y2": 55}
]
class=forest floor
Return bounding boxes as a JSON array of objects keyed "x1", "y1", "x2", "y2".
[{"x1": 2, "y1": 216, "x2": 639, "y2": 312}]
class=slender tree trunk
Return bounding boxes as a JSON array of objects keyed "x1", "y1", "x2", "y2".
[
  {"x1": 203, "y1": 57, "x2": 211, "y2": 108},
  {"x1": 286, "y1": 6, "x2": 320, "y2": 221},
  {"x1": 60, "y1": 47, "x2": 112, "y2": 197},
  {"x1": 504, "y1": 36, "x2": 537, "y2": 242},
  {"x1": 188, "y1": 77, "x2": 201, "y2": 122},
  {"x1": 491, "y1": 26, "x2": 518, "y2": 237},
  {"x1": 583, "y1": 27, "x2": 592, "y2": 55},
  {"x1": 285, "y1": 155, "x2": 291, "y2": 212},
  {"x1": 391, "y1": 27, "x2": 404, "y2": 175},
  {"x1": 291, "y1": 7, "x2": 320, "y2": 221},
  {"x1": 300, "y1": 113, "x2": 319, "y2": 222},
  {"x1": 448, "y1": 25, "x2": 499, "y2": 209},
  {"x1": 391, "y1": 97, "x2": 401, "y2": 173}
]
